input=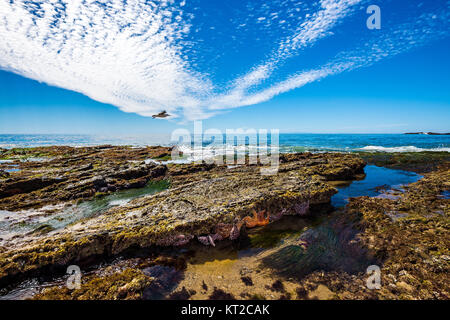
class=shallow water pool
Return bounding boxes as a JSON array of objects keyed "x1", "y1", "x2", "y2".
[
  {"x1": 331, "y1": 165, "x2": 422, "y2": 207},
  {"x1": 0, "y1": 180, "x2": 169, "y2": 245}
]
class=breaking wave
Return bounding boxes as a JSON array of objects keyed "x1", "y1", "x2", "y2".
[{"x1": 358, "y1": 146, "x2": 450, "y2": 153}]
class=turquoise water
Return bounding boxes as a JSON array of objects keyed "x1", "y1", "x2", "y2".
[{"x1": 0, "y1": 134, "x2": 448, "y2": 152}]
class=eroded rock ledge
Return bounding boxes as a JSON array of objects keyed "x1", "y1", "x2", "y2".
[
  {"x1": 0, "y1": 147, "x2": 365, "y2": 286},
  {"x1": 0, "y1": 146, "x2": 171, "y2": 211}
]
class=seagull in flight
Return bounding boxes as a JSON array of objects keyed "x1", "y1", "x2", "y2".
[{"x1": 152, "y1": 110, "x2": 170, "y2": 119}]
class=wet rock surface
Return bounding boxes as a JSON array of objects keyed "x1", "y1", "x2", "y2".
[
  {"x1": 0, "y1": 147, "x2": 365, "y2": 288},
  {"x1": 281, "y1": 162, "x2": 449, "y2": 300},
  {"x1": 0, "y1": 147, "x2": 448, "y2": 300},
  {"x1": 339, "y1": 165, "x2": 450, "y2": 299},
  {"x1": 0, "y1": 146, "x2": 171, "y2": 211}
]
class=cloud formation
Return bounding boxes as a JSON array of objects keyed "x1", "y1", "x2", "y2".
[{"x1": 0, "y1": 0, "x2": 449, "y2": 121}]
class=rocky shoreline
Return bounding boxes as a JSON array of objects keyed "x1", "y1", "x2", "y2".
[{"x1": 0, "y1": 146, "x2": 448, "y2": 300}]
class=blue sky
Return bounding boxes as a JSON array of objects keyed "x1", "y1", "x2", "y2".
[{"x1": 0, "y1": 0, "x2": 449, "y2": 134}]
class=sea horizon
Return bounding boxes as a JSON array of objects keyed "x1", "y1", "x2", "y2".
[{"x1": 0, "y1": 133, "x2": 449, "y2": 154}]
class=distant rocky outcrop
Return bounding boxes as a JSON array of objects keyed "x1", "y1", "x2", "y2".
[{"x1": 404, "y1": 132, "x2": 450, "y2": 135}]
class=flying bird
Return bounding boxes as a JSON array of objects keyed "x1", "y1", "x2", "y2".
[{"x1": 152, "y1": 111, "x2": 170, "y2": 119}]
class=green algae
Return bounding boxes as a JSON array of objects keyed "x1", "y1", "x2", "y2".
[
  {"x1": 260, "y1": 216, "x2": 377, "y2": 280},
  {"x1": 152, "y1": 155, "x2": 172, "y2": 161}
]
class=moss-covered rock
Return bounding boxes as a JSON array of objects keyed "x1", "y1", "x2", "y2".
[
  {"x1": 34, "y1": 268, "x2": 153, "y2": 300},
  {"x1": 0, "y1": 151, "x2": 366, "y2": 285},
  {"x1": 358, "y1": 151, "x2": 450, "y2": 173},
  {"x1": 0, "y1": 146, "x2": 170, "y2": 211}
]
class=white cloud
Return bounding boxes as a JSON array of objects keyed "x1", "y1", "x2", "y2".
[
  {"x1": 209, "y1": 0, "x2": 362, "y2": 110},
  {"x1": 209, "y1": 7, "x2": 450, "y2": 111},
  {"x1": 0, "y1": 0, "x2": 210, "y2": 119},
  {"x1": 0, "y1": 0, "x2": 449, "y2": 121}
]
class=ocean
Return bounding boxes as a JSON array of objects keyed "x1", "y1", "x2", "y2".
[{"x1": 0, "y1": 133, "x2": 448, "y2": 153}]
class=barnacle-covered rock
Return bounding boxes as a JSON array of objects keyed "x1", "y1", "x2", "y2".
[
  {"x1": 156, "y1": 234, "x2": 194, "y2": 247},
  {"x1": 291, "y1": 201, "x2": 310, "y2": 216},
  {"x1": 34, "y1": 268, "x2": 153, "y2": 300}
]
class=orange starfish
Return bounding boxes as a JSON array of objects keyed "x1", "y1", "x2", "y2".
[{"x1": 242, "y1": 209, "x2": 270, "y2": 228}]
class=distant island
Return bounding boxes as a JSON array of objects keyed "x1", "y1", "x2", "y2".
[{"x1": 404, "y1": 132, "x2": 450, "y2": 135}]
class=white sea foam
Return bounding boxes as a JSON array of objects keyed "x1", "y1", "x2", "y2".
[
  {"x1": 146, "y1": 143, "x2": 449, "y2": 166},
  {"x1": 109, "y1": 199, "x2": 131, "y2": 206},
  {"x1": 144, "y1": 143, "x2": 280, "y2": 164},
  {"x1": 359, "y1": 146, "x2": 450, "y2": 153}
]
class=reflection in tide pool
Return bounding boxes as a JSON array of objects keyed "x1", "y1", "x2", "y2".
[
  {"x1": 439, "y1": 190, "x2": 450, "y2": 199},
  {"x1": 331, "y1": 165, "x2": 422, "y2": 207}
]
